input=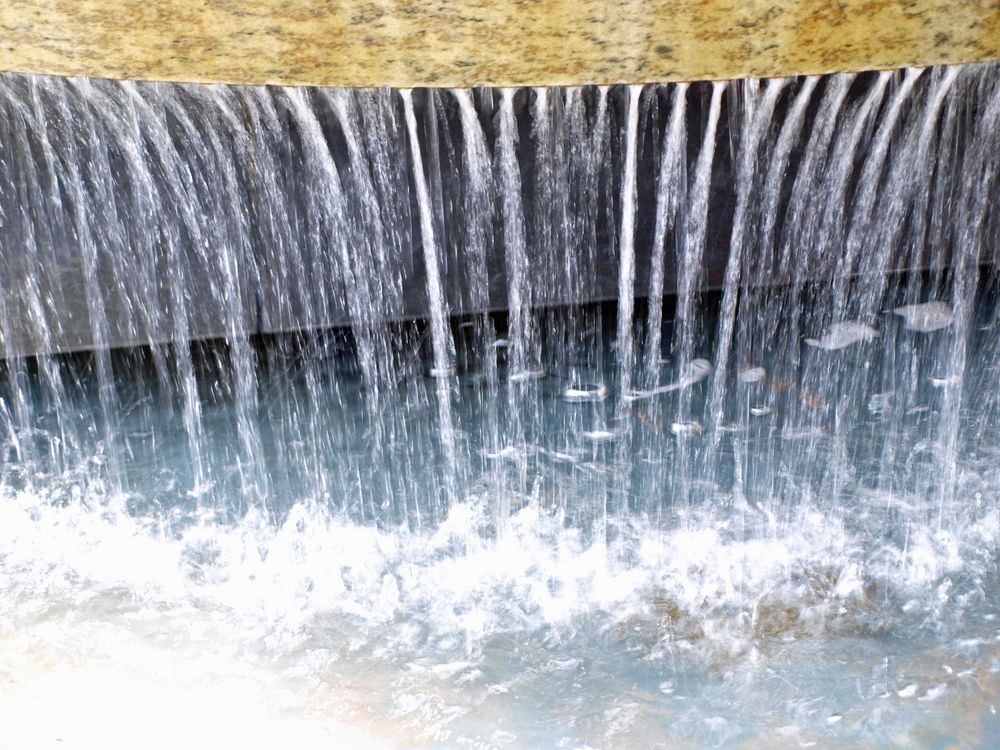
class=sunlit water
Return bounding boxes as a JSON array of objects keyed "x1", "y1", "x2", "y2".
[{"x1": 4, "y1": 286, "x2": 1000, "y2": 748}]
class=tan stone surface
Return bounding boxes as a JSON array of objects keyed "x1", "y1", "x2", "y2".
[{"x1": 0, "y1": 0, "x2": 998, "y2": 87}]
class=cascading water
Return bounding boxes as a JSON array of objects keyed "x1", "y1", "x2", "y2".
[{"x1": 1, "y1": 63, "x2": 1000, "y2": 748}]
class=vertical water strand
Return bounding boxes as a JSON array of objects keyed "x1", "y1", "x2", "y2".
[
  {"x1": 75, "y1": 82, "x2": 164, "y2": 361},
  {"x1": 795, "y1": 72, "x2": 890, "y2": 300},
  {"x1": 788, "y1": 75, "x2": 894, "y2": 449},
  {"x1": 531, "y1": 88, "x2": 574, "y2": 523},
  {"x1": 563, "y1": 86, "x2": 608, "y2": 371},
  {"x1": 913, "y1": 74, "x2": 969, "y2": 522},
  {"x1": 452, "y1": 90, "x2": 495, "y2": 319},
  {"x1": 581, "y1": 87, "x2": 610, "y2": 311},
  {"x1": 327, "y1": 88, "x2": 406, "y2": 489},
  {"x1": 705, "y1": 78, "x2": 785, "y2": 452},
  {"x1": 284, "y1": 90, "x2": 338, "y2": 339},
  {"x1": 356, "y1": 88, "x2": 414, "y2": 521},
  {"x1": 597, "y1": 83, "x2": 642, "y2": 538},
  {"x1": 497, "y1": 90, "x2": 537, "y2": 381},
  {"x1": 519, "y1": 87, "x2": 560, "y2": 520},
  {"x1": 109, "y1": 84, "x2": 202, "y2": 492},
  {"x1": 0, "y1": 98, "x2": 39, "y2": 485},
  {"x1": 74, "y1": 80, "x2": 179, "y2": 491},
  {"x1": 935, "y1": 76, "x2": 1000, "y2": 520},
  {"x1": 671, "y1": 82, "x2": 723, "y2": 507},
  {"x1": 430, "y1": 91, "x2": 465, "y2": 321},
  {"x1": 961, "y1": 69, "x2": 1000, "y2": 463},
  {"x1": 751, "y1": 76, "x2": 820, "y2": 278},
  {"x1": 242, "y1": 87, "x2": 339, "y2": 513},
  {"x1": 328, "y1": 90, "x2": 390, "y2": 395},
  {"x1": 615, "y1": 84, "x2": 643, "y2": 401},
  {"x1": 775, "y1": 75, "x2": 852, "y2": 280},
  {"x1": 901, "y1": 68, "x2": 963, "y2": 289},
  {"x1": 119, "y1": 81, "x2": 222, "y2": 500},
  {"x1": 636, "y1": 83, "x2": 687, "y2": 526},
  {"x1": 401, "y1": 89, "x2": 458, "y2": 518},
  {"x1": 236, "y1": 87, "x2": 296, "y2": 504},
  {"x1": 561, "y1": 85, "x2": 614, "y2": 537},
  {"x1": 424, "y1": 92, "x2": 450, "y2": 311},
  {"x1": 807, "y1": 72, "x2": 891, "y2": 284},
  {"x1": 553, "y1": 88, "x2": 587, "y2": 376},
  {"x1": 763, "y1": 76, "x2": 851, "y2": 506},
  {"x1": 531, "y1": 88, "x2": 573, "y2": 449},
  {"x1": 42, "y1": 79, "x2": 124, "y2": 492},
  {"x1": 0, "y1": 91, "x2": 51, "y2": 467},
  {"x1": 286, "y1": 87, "x2": 392, "y2": 519},
  {"x1": 816, "y1": 70, "x2": 923, "y2": 505},
  {"x1": 147, "y1": 85, "x2": 244, "y2": 505},
  {"x1": 743, "y1": 75, "x2": 819, "y2": 291},
  {"x1": 835, "y1": 68, "x2": 923, "y2": 318},
  {"x1": 453, "y1": 88, "x2": 503, "y2": 496},
  {"x1": 643, "y1": 83, "x2": 688, "y2": 389},
  {"x1": 75, "y1": 81, "x2": 179, "y2": 496},
  {"x1": 530, "y1": 87, "x2": 558, "y2": 311},
  {"x1": 781, "y1": 73, "x2": 890, "y2": 502},
  {"x1": 702, "y1": 76, "x2": 759, "y2": 491},
  {"x1": 0, "y1": 112, "x2": 40, "y2": 477},
  {"x1": 534, "y1": 88, "x2": 571, "y2": 369},
  {"x1": 865, "y1": 68, "x2": 957, "y2": 291},
  {"x1": 732, "y1": 76, "x2": 818, "y2": 504},
  {"x1": 871, "y1": 68, "x2": 959, "y2": 502},
  {"x1": 495, "y1": 89, "x2": 537, "y2": 517},
  {"x1": 178, "y1": 86, "x2": 268, "y2": 512},
  {"x1": 673, "y1": 82, "x2": 723, "y2": 412},
  {"x1": 356, "y1": 88, "x2": 411, "y2": 319},
  {"x1": 12, "y1": 79, "x2": 104, "y2": 479}
]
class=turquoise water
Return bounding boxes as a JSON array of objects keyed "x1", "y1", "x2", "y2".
[{"x1": 3, "y1": 285, "x2": 1000, "y2": 748}]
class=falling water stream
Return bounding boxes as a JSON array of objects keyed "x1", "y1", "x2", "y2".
[{"x1": 2, "y1": 64, "x2": 1000, "y2": 748}]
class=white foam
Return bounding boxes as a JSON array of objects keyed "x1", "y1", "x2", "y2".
[{"x1": 3, "y1": 476, "x2": 1000, "y2": 745}]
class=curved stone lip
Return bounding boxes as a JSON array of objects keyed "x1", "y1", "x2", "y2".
[{"x1": 1, "y1": 0, "x2": 998, "y2": 88}]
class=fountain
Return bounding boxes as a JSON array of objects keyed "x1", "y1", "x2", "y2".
[{"x1": 1, "y1": 5, "x2": 1000, "y2": 748}]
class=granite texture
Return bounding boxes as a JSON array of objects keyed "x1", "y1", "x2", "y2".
[{"x1": 0, "y1": 1, "x2": 998, "y2": 87}]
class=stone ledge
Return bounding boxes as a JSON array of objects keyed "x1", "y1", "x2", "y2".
[{"x1": 0, "y1": 0, "x2": 998, "y2": 87}]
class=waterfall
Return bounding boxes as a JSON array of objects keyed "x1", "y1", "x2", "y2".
[
  {"x1": 0, "y1": 65, "x2": 997, "y2": 521},
  {"x1": 0, "y1": 62, "x2": 999, "y2": 748}
]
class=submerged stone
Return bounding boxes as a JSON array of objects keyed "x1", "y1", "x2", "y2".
[
  {"x1": 582, "y1": 429, "x2": 617, "y2": 442},
  {"x1": 624, "y1": 358, "x2": 713, "y2": 401},
  {"x1": 561, "y1": 383, "x2": 608, "y2": 402},
  {"x1": 509, "y1": 368, "x2": 546, "y2": 382},
  {"x1": 738, "y1": 366, "x2": 767, "y2": 384},
  {"x1": 893, "y1": 300, "x2": 954, "y2": 332},
  {"x1": 804, "y1": 321, "x2": 880, "y2": 350},
  {"x1": 670, "y1": 420, "x2": 702, "y2": 436}
]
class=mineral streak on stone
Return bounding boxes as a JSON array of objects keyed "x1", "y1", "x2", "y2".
[{"x1": 0, "y1": 1, "x2": 997, "y2": 87}]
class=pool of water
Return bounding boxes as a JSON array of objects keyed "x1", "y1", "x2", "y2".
[{"x1": 3, "y1": 283, "x2": 1000, "y2": 748}]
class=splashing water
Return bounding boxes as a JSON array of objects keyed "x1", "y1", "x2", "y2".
[{"x1": 2, "y1": 64, "x2": 1000, "y2": 748}]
